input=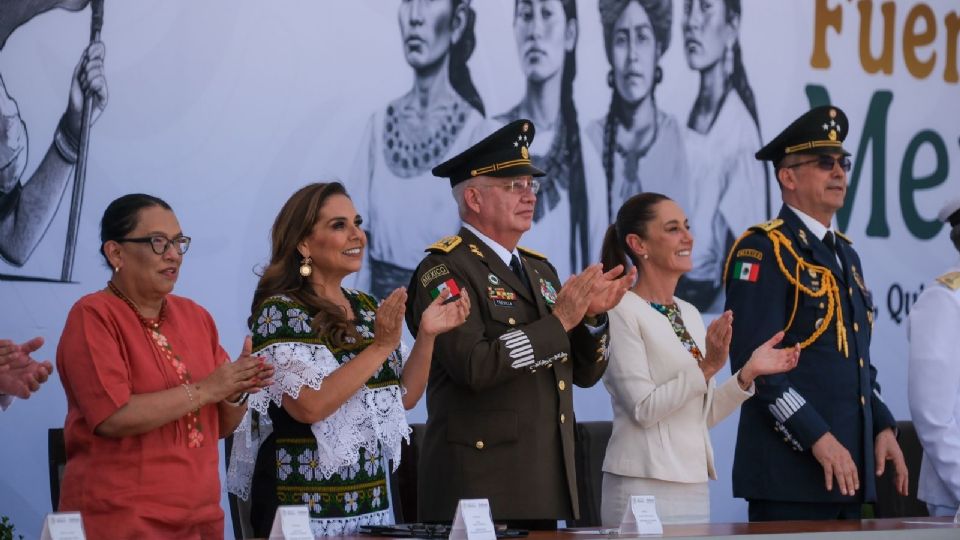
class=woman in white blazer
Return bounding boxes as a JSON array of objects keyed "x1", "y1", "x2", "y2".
[{"x1": 598, "y1": 193, "x2": 799, "y2": 525}]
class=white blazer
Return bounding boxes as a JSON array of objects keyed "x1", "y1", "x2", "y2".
[{"x1": 602, "y1": 291, "x2": 753, "y2": 483}]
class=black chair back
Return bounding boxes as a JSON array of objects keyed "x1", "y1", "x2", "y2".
[
  {"x1": 392, "y1": 422, "x2": 426, "y2": 523},
  {"x1": 568, "y1": 421, "x2": 612, "y2": 527},
  {"x1": 48, "y1": 428, "x2": 66, "y2": 512},
  {"x1": 224, "y1": 434, "x2": 254, "y2": 539},
  {"x1": 874, "y1": 420, "x2": 929, "y2": 518}
]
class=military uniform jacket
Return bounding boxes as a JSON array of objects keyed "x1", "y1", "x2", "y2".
[
  {"x1": 723, "y1": 205, "x2": 896, "y2": 503},
  {"x1": 406, "y1": 227, "x2": 609, "y2": 522},
  {"x1": 908, "y1": 263, "x2": 960, "y2": 509}
]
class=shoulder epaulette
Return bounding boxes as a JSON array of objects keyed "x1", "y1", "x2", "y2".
[
  {"x1": 834, "y1": 230, "x2": 853, "y2": 244},
  {"x1": 517, "y1": 245, "x2": 547, "y2": 260},
  {"x1": 748, "y1": 219, "x2": 783, "y2": 233},
  {"x1": 426, "y1": 235, "x2": 462, "y2": 253},
  {"x1": 936, "y1": 271, "x2": 960, "y2": 290}
]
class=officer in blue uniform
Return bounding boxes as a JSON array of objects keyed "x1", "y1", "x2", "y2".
[{"x1": 723, "y1": 106, "x2": 908, "y2": 521}]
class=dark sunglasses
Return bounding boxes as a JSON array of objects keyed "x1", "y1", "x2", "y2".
[
  {"x1": 116, "y1": 235, "x2": 191, "y2": 255},
  {"x1": 786, "y1": 155, "x2": 852, "y2": 173}
]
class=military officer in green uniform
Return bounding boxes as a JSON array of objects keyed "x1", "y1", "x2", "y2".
[
  {"x1": 405, "y1": 119, "x2": 634, "y2": 527},
  {"x1": 723, "y1": 106, "x2": 908, "y2": 521}
]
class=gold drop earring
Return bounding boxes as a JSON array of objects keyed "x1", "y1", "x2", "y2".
[{"x1": 299, "y1": 256, "x2": 313, "y2": 278}]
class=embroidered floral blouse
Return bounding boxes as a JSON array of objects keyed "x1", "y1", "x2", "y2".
[{"x1": 227, "y1": 291, "x2": 410, "y2": 537}]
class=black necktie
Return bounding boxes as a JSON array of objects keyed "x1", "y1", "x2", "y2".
[
  {"x1": 822, "y1": 231, "x2": 836, "y2": 252},
  {"x1": 823, "y1": 231, "x2": 846, "y2": 273},
  {"x1": 510, "y1": 254, "x2": 530, "y2": 292}
]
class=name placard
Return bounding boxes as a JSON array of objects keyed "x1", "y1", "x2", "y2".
[
  {"x1": 40, "y1": 512, "x2": 85, "y2": 540},
  {"x1": 268, "y1": 505, "x2": 313, "y2": 540},
  {"x1": 619, "y1": 495, "x2": 663, "y2": 536},
  {"x1": 449, "y1": 498, "x2": 496, "y2": 540}
]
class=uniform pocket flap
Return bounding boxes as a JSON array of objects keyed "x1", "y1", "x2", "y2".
[{"x1": 446, "y1": 409, "x2": 519, "y2": 448}]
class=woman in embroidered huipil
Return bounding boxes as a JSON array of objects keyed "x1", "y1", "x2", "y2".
[
  {"x1": 495, "y1": 0, "x2": 605, "y2": 280},
  {"x1": 350, "y1": 0, "x2": 490, "y2": 299},
  {"x1": 677, "y1": 0, "x2": 767, "y2": 311},
  {"x1": 57, "y1": 194, "x2": 274, "y2": 539},
  {"x1": 227, "y1": 182, "x2": 470, "y2": 537},
  {"x1": 585, "y1": 0, "x2": 692, "y2": 228},
  {"x1": 597, "y1": 193, "x2": 799, "y2": 525}
]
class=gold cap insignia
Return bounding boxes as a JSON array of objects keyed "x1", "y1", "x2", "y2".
[{"x1": 521, "y1": 146, "x2": 529, "y2": 159}]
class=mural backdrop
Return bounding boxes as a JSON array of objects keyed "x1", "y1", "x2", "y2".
[{"x1": 1, "y1": 1, "x2": 957, "y2": 537}]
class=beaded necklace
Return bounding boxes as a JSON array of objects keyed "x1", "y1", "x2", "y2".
[
  {"x1": 107, "y1": 281, "x2": 205, "y2": 448},
  {"x1": 647, "y1": 300, "x2": 705, "y2": 363}
]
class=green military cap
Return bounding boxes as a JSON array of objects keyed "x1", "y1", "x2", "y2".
[
  {"x1": 756, "y1": 105, "x2": 851, "y2": 165},
  {"x1": 432, "y1": 119, "x2": 546, "y2": 187}
]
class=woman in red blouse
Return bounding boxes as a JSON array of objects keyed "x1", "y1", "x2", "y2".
[{"x1": 56, "y1": 194, "x2": 274, "y2": 539}]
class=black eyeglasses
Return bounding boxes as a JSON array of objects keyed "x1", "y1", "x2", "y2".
[
  {"x1": 786, "y1": 155, "x2": 852, "y2": 173},
  {"x1": 116, "y1": 235, "x2": 191, "y2": 255}
]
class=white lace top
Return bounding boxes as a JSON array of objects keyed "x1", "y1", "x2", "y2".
[{"x1": 226, "y1": 292, "x2": 411, "y2": 536}]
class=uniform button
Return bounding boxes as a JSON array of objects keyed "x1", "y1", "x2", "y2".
[
  {"x1": 508, "y1": 317, "x2": 516, "y2": 325},
  {"x1": 849, "y1": 287, "x2": 854, "y2": 296},
  {"x1": 859, "y1": 358, "x2": 864, "y2": 368},
  {"x1": 853, "y1": 322, "x2": 859, "y2": 332},
  {"x1": 560, "y1": 413, "x2": 566, "y2": 424},
  {"x1": 819, "y1": 302, "x2": 825, "y2": 309},
  {"x1": 558, "y1": 380, "x2": 566, "y2": 391},
  {"x1": 860, "y1": 396, "x2": 865, "y2": 406},
  {"x1": 475, "y1": 440, "x2": 484, "y2": 450},
  {"x1": 815, "y1": 318, "x2": 824, "y2": 328}
]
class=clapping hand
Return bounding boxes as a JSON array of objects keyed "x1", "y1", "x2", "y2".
[
  {"x1": 0, "y1": 337, "x2": 43, "y2": 371},
  {"x1": 701, "y1": 311, "x2": 734, "y2": 381},
  {"x1": 552, "y1": 265, "x2": 603, "y2": 331},
  {"x1": 0, "y1": 358, "x2": 53, "y2": 399},
  {"x1": 586, "y1": 264, "x2": 637, "y2": 317},
  {"x1": 202, "y1": 337, "x2": 273, "y2": 404},
  {"x1": 372, "y1": 288, "x2": 407, "y2": 352},
  {"x1": 0, "y1": 337, "x2": 52, "y2": 399},
  {"x1": 419, "y1": 288, "x2": 471, "y2": 337},
  {"x1": 554, "y1": 264, "x2": 636, "y2": 331},
  {"x1": 742, "y1": 331, "x2": 800, "y2": 383}
]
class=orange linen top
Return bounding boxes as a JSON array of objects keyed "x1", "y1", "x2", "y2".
[{"x1": 56, "y1": 291, "x2": 229, "y2": 540}]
